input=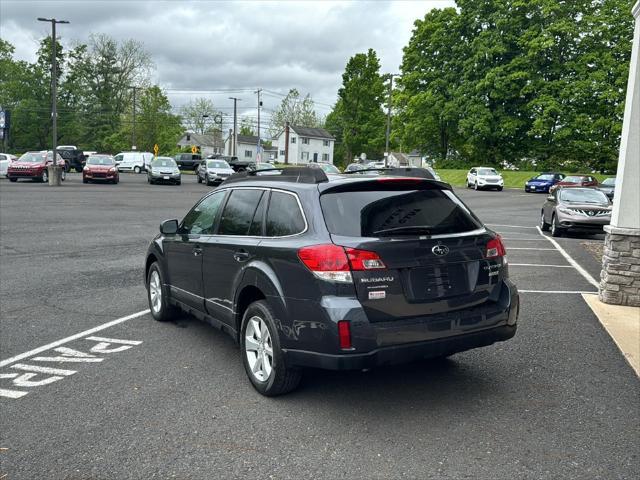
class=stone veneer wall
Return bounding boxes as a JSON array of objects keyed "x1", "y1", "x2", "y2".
[{"x1": 599, "y1": 226, "x2": 640, "y2": 307}]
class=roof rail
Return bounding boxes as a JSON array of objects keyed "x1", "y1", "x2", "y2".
[
  {"x1": 223, "y1": 166, "x2": 329, "y2": 185},
  {"x1": 342, "y1": 166, "x2": 436, "y2": 180}
]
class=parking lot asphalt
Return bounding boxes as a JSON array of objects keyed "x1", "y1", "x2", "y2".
[{"x1": 1, "y1": 174, "x2": 638, "y2": 479}]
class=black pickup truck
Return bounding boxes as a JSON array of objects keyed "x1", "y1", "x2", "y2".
[
  {"x1": 57, "y1": 148, "x2": 85, "y2": 172},
  {"x1": 174, "y1": 153, "x2": 202, "y2": 171}
]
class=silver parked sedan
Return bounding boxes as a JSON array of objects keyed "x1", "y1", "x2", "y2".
[
  {"x1": 540, "y1": 187, "x2": 611, "y2": 237},
  {"x1": 147, "y1": 157, "x2": 181, "y2": 185}
]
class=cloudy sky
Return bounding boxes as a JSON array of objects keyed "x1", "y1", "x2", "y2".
[{"x1": 0, "y1": 0, "x2": 454, "y2": 128}]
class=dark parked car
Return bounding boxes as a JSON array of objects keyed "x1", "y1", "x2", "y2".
[
  {"x1": 524, "y1": 172, "x2": 565, "y2": 193},
  {"x1": 540, "y1": 187, "x2": 611, "y2": 237},
  {"x1": 174, "y1": 153, "x2": 202, "y2": 171},
  {"x1": 598, "y1": 177, "x2": 616, "y2": 199},
  {"x1": 144, "y1": 167, "x2": 519, "y2": 395},
  {"x1": 83, "y1": 154, "x2": 119, "y2": 184},
  {"x1": 57, "y1": 146, "x2": 85, "y2": 172},
  {"x1": 7, "y1": 151, "x2": 67, "y2": 183}
]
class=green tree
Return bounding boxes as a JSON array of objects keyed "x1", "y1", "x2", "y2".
[
  {"x1": 269, "y1": 88, "x2": 321, "y2": 136},
  {"x1": 330, "y1": 49, "x2": 386, "y2": 161},
  {"x1": 239, "y1": 116, "x2": 256, "y2": 136},
  {"x1": 180, "y1": 97, "x2": 219, "y2": 134}
]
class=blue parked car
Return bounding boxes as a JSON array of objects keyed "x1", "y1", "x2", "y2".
[{"x1": 524, "y1": 172, "x2": 565, "y2": 193}]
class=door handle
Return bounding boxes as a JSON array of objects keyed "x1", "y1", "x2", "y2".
[
  {"x1": 193, "y1": 245, "x2": 203, "y2": 256},
  {"x1": 233, "y1": 250, "x2": 250, "y2": 262}
]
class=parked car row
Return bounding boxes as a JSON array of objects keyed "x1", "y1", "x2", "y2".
[
  {"x1": 525, "y1": 172, "x2": 615, "y2": 198},
  {"x1": 540, "y1": 186, "x2": 612, "y2": 237},
  {"x1": 5, "y1": 151, "x2": 67, "y2": 182}
]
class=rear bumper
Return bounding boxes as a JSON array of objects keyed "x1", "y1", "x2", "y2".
[
  {"x1": 283, "y1": 324, "x2": 516, "y2": 370},
  {"x1": 280, "y1": 280, "x2": 519, "y2": 370}
]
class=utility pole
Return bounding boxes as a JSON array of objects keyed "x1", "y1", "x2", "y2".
[
  {"x1": 255, "y1": 88, "x2": 262, "y2": 163},
  {"x1": 37, "y1": 17, "x2": 69, "y2": 186},
  {"x1": 228, "y1": 97, "x2": 241, "y2": 157},
  {"x1": 384, "y1": 74, "x2": 398, "y2": 168},
  {"x1": 131, "y1": 86, "x2": 138, "y2": 150}
]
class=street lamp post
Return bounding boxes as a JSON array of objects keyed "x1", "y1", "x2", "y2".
[
  {"x1": 383, "y1": 73, "x2": 399, "y2": 167},
  {"x1": 37, "y1": 17, "x2": 69, "y2": 186}
]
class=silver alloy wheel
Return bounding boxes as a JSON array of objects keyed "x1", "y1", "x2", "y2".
[
  {"x1": 134, "y1": 166, "x2": 141, "y2": 174},
  {"x1": 42, "y1": 170, "x2": 48, "y2": 182},
  {"x1": 149, "y1": 270, "x2": 162, "y2": 314},
  {"x1": 245, "y1": 315, "x2": 273, "y2": 382},
  {"x1": 551, "y1": 215, "x2": 558, "y2": 235},
  {"x1": 540, "y1": 212, "x2": 545, "y2": 228}
]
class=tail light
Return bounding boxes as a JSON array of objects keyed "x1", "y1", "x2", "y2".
[
  {"x1": 297, "y1": 244, "x2": 386, "y2": 283},
  {"x1": 337, "y1": 321, "x2": 352, "y2": 350},
  {"x1": 486, "y1": 236, "x2": 506, "y2": 259}
]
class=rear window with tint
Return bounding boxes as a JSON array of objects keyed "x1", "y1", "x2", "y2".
[
  {"x1": 266, "y1": 192, "x2": 305, "y2": 236},
  {"x1": 320, "y1": 189, "x2": 482, "y2": 237}
]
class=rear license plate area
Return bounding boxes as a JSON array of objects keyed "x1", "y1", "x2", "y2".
[{"x1": 404, "y1": 264, "x2": 472, "y2": 301}]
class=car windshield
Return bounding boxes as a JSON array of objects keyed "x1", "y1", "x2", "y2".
[
  {"x1": 563, "y1": 176, "x2": 584, "y2": 183},
  {"x1": 18, "y1": 152, "x2": 46, "y2": 163},
  {"x1": 321, "y1": 188, "x2": 482, "y2": 237},
  {"x1": 207, "y1": 160, "x2": 230, "y2": 169},
  {"x1": 319, "y1": 164, "x2": 340, "y2": 174},
  {"x1": 152, "y1": 158, "x2": 177, "y2": 168},
  {"x1": 477, "y1": 168, "x2": 498, "y2": 175},
  {"x1": 87, "y1": 156, "x2": 114, "y2": 165},
  {"x1": 535, "y1": 174, "x2": 555, "y2": 181},
  {"x1": 560, "y1": 188, "x2": 608, "y2": 204},
  {"x1": 602, "y1": 178, "x2": 616, "y2": 186},
  {"x1": 256, "y1": 163, "x2": 275, "y2": 170}
]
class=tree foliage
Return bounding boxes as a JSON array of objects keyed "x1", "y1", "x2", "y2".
[
  {"x1": 395, "y1": 0, "x2": 634, "y2": 172},
  {"x1": 326, "y1": 49, "x2": 387, "y2": 162},
  {"x1": 269, "y1": 88, "x2": 322, "y2": 136},
  {"x1": 180, "y1": 97, "x2": 219, "y2": 134}
]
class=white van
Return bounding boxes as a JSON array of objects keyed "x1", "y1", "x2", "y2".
[{"x1": 115, "y1": 151, "x2": 154, "y2": 173}]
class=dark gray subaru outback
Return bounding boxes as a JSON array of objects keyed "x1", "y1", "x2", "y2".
[{"x1": 145, "y1": 167, "x2": 518, "y2": 396}]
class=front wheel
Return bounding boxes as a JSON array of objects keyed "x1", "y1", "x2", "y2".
[
  {"x1": 147, "y1": 262, "x2": 178, "y2": 322},
  {"x1": 9, "y1": 177, "x2": 17, "y2": 183},
  {"x1": 540, "y1": 211, "x2": 550, "y2": 231},
  {"x1": 496, "y1": 186, "x2": 503, "y2": 191},
  {"x1": 197, "y1": 175, "x2": 202, "y2": 184},
  {"x1": 474, "y1": 181, "x2": 479, "y2": 191},
  {"x1": 41, "y1": 169, "x2": 48, "y2": 183},
  {"x1": 551, "y1": 214, "x2": 563, "y2": 237},
  {"x1": 241, "y1": 300, "x2": 302, "y2": 396},
  {"x1": 134, "y1": 166, "x2": 141, "y2": 174}
]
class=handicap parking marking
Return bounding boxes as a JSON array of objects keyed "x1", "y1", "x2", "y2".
[{"x1": 0, "y1": 310, "x2": 149, "y2": 400}]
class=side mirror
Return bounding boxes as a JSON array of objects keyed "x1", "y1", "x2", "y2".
[{"x1": 160, "y1": 219, "x2": 179, "y2": 235}]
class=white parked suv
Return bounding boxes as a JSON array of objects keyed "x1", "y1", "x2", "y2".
[
  {"x1": 115, "y1": 151, "x2": 154, "y2": 173},
  {"x1": 0, "y1": 153, "x2": 16, "y2": 177},
  {"x1": 467, "y1": 167, "x2": 504, "y2": 191}
]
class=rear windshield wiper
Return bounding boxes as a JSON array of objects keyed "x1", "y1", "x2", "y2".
[{"x1": 373, "y1": 226, "x2": 433, "y2": 236}]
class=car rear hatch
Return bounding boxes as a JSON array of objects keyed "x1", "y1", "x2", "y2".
[{"x1": 319, "y1": 178, "x2": 507, "y2": 322}]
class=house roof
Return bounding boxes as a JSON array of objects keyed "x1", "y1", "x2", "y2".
[
  {"x1": 178, "y1": 132, "x2": 222, "y2": 147},
  {"x1": 290, "y1": 126, "x2": 335, "y2": 140},
  {"x1": 236, "y1": 134, "x2": 260, "y2": 145}
]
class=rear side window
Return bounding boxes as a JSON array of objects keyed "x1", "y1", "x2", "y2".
[
  {"x1": 219, "y1": 189, "x2": 264, "y2": 236},
  {"x1": 266, "y1": 191, "x2": 305, "y2": 236},
  {"x1": 320, "y1": 189, "x2": 482, "y2": 237}
]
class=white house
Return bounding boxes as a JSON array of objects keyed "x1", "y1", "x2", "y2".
[
  {"x1": 272, "y1": 126, "x2": 335, "y2": 165},
  {"x1": 225, "y1": 134, "x2": 261, "y2": 161}
]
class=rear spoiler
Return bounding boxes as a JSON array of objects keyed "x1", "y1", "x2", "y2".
[{"x1": 319, "y1": 176, "x2": 452, "y2": 194}]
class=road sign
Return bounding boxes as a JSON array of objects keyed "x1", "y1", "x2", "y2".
[
  {"x1": 153, "y1": 144, "x2": 159, "y2": 156},
  {"x1": 191, "y1": 145, "x2": 198, "y2": 154}
]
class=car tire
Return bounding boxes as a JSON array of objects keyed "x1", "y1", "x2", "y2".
[
  {"x1": 147, "y1": 262, "x2": 178, "y2": 322},
  {"x1": 540, "y1": 211, "x2": 550, "y2": 231},
  {"x1": 9, "y1": 177, "x2": 17, "y2": 182},
  {"x1": 474, "y1": 181, "x2": 479, "y2": 191},
  {"x1": 134, "y1": 166, "x2": 141, "y2": 174},
  {"x1": 197, "y1": 175, "x2": 202, "y2": 184},
  {"x1": 206, "y1": 175, "x2": 213, "y2": 186},
  {"x1": 61, "y1": 169, "x2": 66, "y2": 181},
  {"x1": 497, "y1": 186, "x2": 503, "y2": 191},
  {"x1": 241, "y1": 300, "x2": 302, "y2": 396},
  {"x1": 41, "y1": 170, "x2": 48, "y2": 183},
  {"x1": 551, "y1": 214, "x2": 563, "y2": 237},
  {"x1": 176, "y1": 180, "x2": 181, "y2": 185}
]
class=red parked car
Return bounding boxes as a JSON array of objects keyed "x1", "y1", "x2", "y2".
[
  {"x1": 550, "y1": 174, "x2": 598, "y2": 193},
  {"x1": 83, "y1": 154, "x2": 119, "y2": 184},
  {"x1": 7, "y1": 151, "x2": 67, "y2": 183}
]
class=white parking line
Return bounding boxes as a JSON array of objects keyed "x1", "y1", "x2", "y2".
[
  {"x1": 507, "y1": 247, "x2": 557, "y2": 251},
  {"x1": 486, "y1": 224, "x2": 537, "y2": 229},
  {"x1": 520, "y1": 290, "x2": 598, "y2": 294},
  {"x1": 500, "y1": 237, "x2": 546, "y2": 241},
  {"x1": 0, "y1": 309, "x2": 150, "y2": 368},
  {"x1": 509, "y1": 263, "x2": 573, "y2": 268},
  {"x1": 535, "y1": 226, "x2": 600, "y2": 289}
]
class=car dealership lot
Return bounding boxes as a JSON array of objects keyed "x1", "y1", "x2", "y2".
[{"x1": 1, "y1": 175, "x2": 638, "y2": 479}]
